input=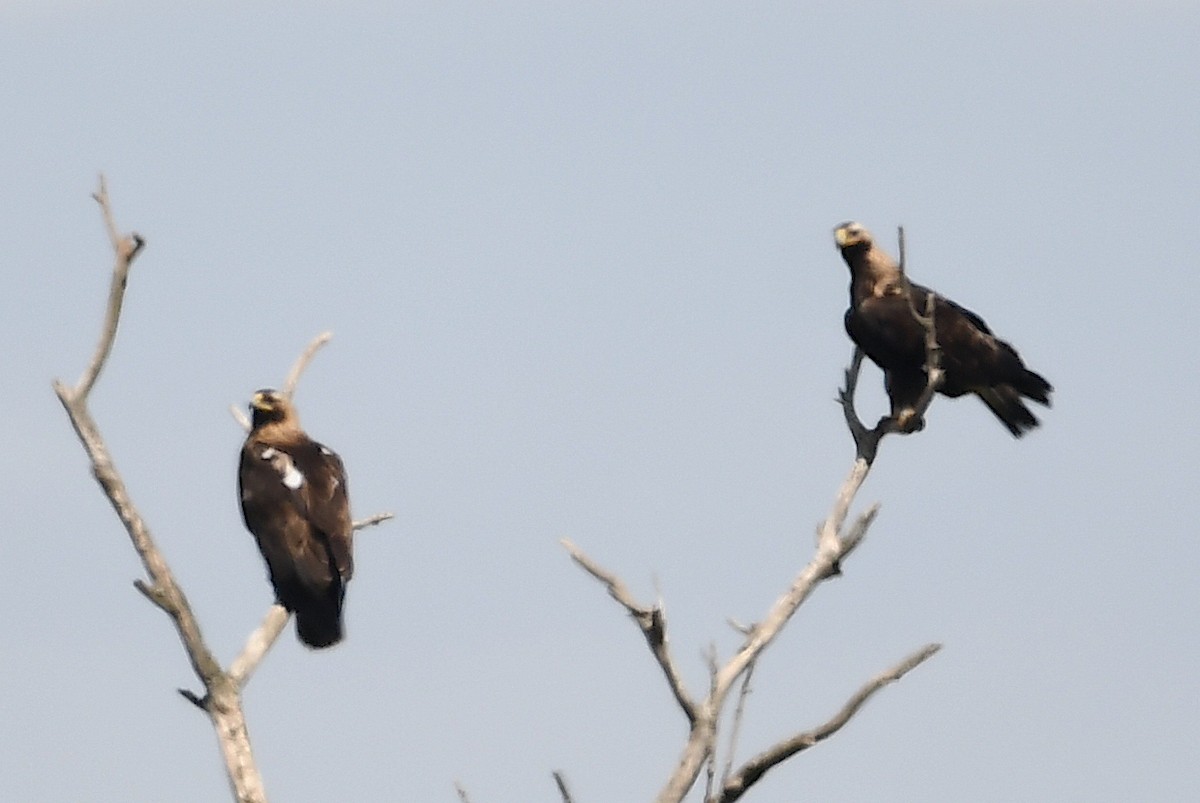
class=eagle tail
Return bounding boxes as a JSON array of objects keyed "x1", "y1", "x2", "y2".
[
  {"x1": 292, "y1": 591, "x2": 345, "y2": 649},
  {"x1": 977, "y1": 386, "x2": 1042, "y2": 438},
  {"x1": 1014, "y1": 368, "x2": 1052, "y2": 407}
]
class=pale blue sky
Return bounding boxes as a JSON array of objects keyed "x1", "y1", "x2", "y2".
[{"x1": 3, "y1": 3, "x2": 1198, "y2": 801}]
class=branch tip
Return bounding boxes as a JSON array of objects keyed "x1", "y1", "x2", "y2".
[
  {"x1": 178, "y1": 688, "x2": 209, "y2": 711},
  {"x1": 283, "y1": 331, "x2": 334, "y2": 398}
]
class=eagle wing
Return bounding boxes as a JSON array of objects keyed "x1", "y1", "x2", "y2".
[
  {"x1": 239, "y1": 439, "x2": 352, "y2": 598},
  {"x1": 290, "y1": 440, "x2": 353, "y2": 583}
]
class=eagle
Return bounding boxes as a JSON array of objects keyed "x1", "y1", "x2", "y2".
[
  {"x1": 834, "y1": 221, "x2": 1052, "y2": 436},
  {"x1": 238, "y1": 389, "x2": 353, "y2": 648}
]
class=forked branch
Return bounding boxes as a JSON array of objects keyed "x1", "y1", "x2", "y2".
[
  {"x1": 561, "y1": 539, "x2": 698, "y2": 724},
  {"x1": 715, "y1": 643, "x2": 941, "y2": 802},
  {"x1": 53, "y1": 177, "x2": 264, "y2": 803},
  {"x1": 53, "y1": 178, "x2": 392, "y2": 803},
  {"x1": 563, "y1": 255, "x2": 941, "y2": 800}
]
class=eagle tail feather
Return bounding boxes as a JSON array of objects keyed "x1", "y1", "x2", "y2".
[
  {"x1": 1015, "y1": 368, "x2": 1052, "y2": 407},
  {"x1": 977, "y1": 386, "x2": 1041, "y2": 438},
  {"x1": 292, "y1": 591, "x2": 345, "y2": 649}
]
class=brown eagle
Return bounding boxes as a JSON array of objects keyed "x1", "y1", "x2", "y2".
[
  {"x1": 238, "y1": 389, "x2": 353, "y2": 648},
  {"x1": 834, "y1": 221, "x2": 1052, "y2": 436}
]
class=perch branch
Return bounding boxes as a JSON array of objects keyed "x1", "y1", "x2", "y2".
[
  {"x1": 561, "y1": 228, "x2": 947, "y2": 803},
  {"x1": 227, "y1": 511, "x2": 393, "y2": 687},
  {"x1": 228, "y1": 605, "x2": 290, "y2": 688},
  {"x1": 716, "y1": 643, "x2": 942, "y2": 802},
  {"x1": 54, "y1": 178, "x2": 267, "y2": 803}
]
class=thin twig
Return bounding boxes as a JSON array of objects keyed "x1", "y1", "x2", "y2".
[
  {"x1": 230, "y1": 404, "x2": 252, "y2": 433},
  {"x1": 704, "y1": 645, "x2": 720, "y2": 801},
  {"x1": 717, "y1": 644, "x2": 942, "y2": 802},
  {"x1": 552, "y1": 771, "x2": 576, "y2": 803},
  {"x1": 282, "y1": 331, "x2": 333, "y2": 398},
  {"x1": 353, "y1": 512, "x2": 395, "y2": 530},
  {"x1": 720, "y1": 659, "x2": 756, "y2": 790},
  {"x1": 561, "y1": 539, "x2": 698, "y2": 725},
  {"x1": 73, "y1": 174, "x2": 145, "y2": 401},
  {"x1": 453, "y1": 781, "x2": 473, "y2": 803},
  {"x1": 230, "y1": 330, "x2": 333, "y2": 430}
]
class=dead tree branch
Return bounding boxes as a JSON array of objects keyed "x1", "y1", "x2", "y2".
[
  {"x1": 561, "y1": 539, "x2": 698, "y2": 724},
  {"x1": 282, "y1": 330, "x2": 332, "y2": 398},
  {"x1": 53, "y1": 178, "x2": 393, "y2": 803},
  {"x1": 54, "y1": 176, "x2": 266, "y2": 803},
  {"x1": 563, "y1": 279, "x2": 942, "y2": 801},
  {"x1": 552, "y1": 770, "x2": 576, "y2": 803},
  {"x1": 715, "y1": 643, "x2": 941, "y2": 802}
]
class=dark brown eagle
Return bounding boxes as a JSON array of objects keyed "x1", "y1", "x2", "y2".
[
  {"x1": 834, "y1": 221, "x2": 1052, "y2": 436},
  {"x1": 238, "y1": 389, "x2": 353, "y2": 648}
]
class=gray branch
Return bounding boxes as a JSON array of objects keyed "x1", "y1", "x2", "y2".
[
  {"x1": 561, "y1": 539, "x2": 698, "y2": 724},
  {"x1": 282, "y1": 330, "x2": 332, "y2": 399},
  {"x1": 552, "y1": 770, "x2": 576, "y2": 803},
  {"x1": 716, "y1": 643, "x2": 942, "y2": 802},
  {"x1": 54, "y1": 179, "x2": 397, "y2": 802},
  {"x1": 564, "y1": 302, "x2": 941, "y2": 801},
  {"x1": 54, "y1": 177, "x2": 266, "y2": 803}
]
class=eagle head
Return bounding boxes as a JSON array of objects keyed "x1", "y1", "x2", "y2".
[
  {"x1": 249, "y1": 389, "x2": 295, "y2": 429},
  {"x1": 834, "y1": 221, "x2": 873, "y2": 249}
]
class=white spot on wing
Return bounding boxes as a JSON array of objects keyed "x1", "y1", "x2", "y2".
[
  {"x1": 281, "y1": 462, "x2": 304, "y2": 490},
  {"x1": 265, "y1": 449, "x2": 305, "y2": 490}
]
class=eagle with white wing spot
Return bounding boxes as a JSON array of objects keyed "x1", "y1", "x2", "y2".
[
  {"x1": 239, "y1": 389, "x2": 353, "y2": 648},
  {"x1": 834, "y1": 222, "x2": 1052, "y2": 436}
]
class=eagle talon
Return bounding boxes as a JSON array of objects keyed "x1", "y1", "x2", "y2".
[{"x1": 894, "y1": 410, "x2": 925, "y2": 433}]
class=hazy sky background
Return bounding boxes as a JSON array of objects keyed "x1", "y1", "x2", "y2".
[{"x1": 3, "y1": 3, "x2": 1197, "y2": 801}]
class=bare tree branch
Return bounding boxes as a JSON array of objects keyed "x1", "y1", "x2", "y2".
[
  {"x1": 229, "y1": 330, "x2": 334, "y2": 434},
  {"x1": 565, "y1": 280, "x2": 944, "y2": 802},
  {"x1": 353, "y1": 511, "x2": 396, "y2": 530},
  {"x1": 230, "y1": 403, "x2": 252, "y2": 432},
  {"x1": 54, "y1": 177, "x2": 267, "y2": 803},
  {"x1": 561, "y1": 539, "x2": 698, "y2": 725},
  {"x1": 454, "y1": 781, "x2": 473, "y2": 803},
  {"x1": 73, "y1": 175, "x2": 145, "y2": 400},
  {"x1": 55, "y1": 180, "x2": 398, "y2": 803},
  {"x1": 719, "y1": 658, "x2": 756, "y2": 790},
  {"x1": 552, "y1": 771, "x2": 576, "y2": 803},
  {"x1": 282, "y1": 330, "x2": 333, "y2": 398},
  {"x1": 228, "y1": 605, "x2": 290, "y2": 688},
  {"x1": 716, "y1": 643, "x2": 942, "y2": 803}
]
